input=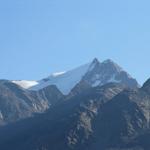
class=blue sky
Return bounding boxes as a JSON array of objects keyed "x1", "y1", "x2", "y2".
[{"x1": 0, "y1": 0, "x2": 150, "y2": 84}]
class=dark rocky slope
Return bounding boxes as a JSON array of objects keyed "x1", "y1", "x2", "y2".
[
  {"x1": 0, "y1": 80, "x2": 63, "y2": 125},
  {"x1": 0, "y1": 79, "x2": 149, "y2": 150}
]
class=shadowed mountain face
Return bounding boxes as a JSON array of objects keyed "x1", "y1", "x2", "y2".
[
  {"x1": 0, "y1": 79, "x2": 150, "y2": 150},
  {"x1": 0, "y1": 83, "x2": 125, "y2": 150},
  {"x1": 0, "y1": 80, "x2": 64, "y2": 125},
  {"x1": 142, "y1": 78, "x2": 150, "y2": 93}
]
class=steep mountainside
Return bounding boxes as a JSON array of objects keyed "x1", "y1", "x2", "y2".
[
  {"x1": 82, "y1": 59, "x2": 138, "y2": 88},
  {"x1": 0, "y1": 80, "x2": 63, "y2": 125},
  {"x1": 0, "y1": 78, "x2": 149, "y2": 150}
]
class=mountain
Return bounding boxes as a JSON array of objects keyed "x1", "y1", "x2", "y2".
[
  {"x1": 0, "y1": 58, "x2": 149, "y2": 150},
  {"x1": 12, "y1": 58, "x2": 139, "y2": 95},
  {"x1": 0, "y1": 79, "x2": 149, "y2": 150},
  {"x1": 0, "y1": 58, "x2": 139, "y2": 125},
  {"x1": 0, "y1": 83, "x2": 125, "y2": 150},
  {"x1": 0, "y1": 58, "x2": 138, "y2": 126},
  {"x1": 0, "y1": 80, "x2": 63, "y2": 125}
]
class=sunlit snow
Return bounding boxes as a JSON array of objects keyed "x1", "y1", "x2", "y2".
[{"x1": 12, "y1": 80, "x2": 38, "y2": 89}]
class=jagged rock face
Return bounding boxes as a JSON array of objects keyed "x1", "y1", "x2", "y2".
[
  {"x1": 64, "y1": 86, "x2": 150, "y2": 150},
  {"x1": 0, "y1": 81, "x2": 149, "y2": 150},
  {"x1": 38, "y1": 85, "x2": 64, "y2": 105},
  {"x1": 90, "y1": 90, "x2": 148, "y2": 149},
  {"x1": 82, "y1": 59, "x2": 139, "y2": 89},
  {"x1": 142, "y1": 78, "x2": 150, "y2": 93},
  {"x1": 0, "y1": 80, "x2": 63, "y2": 125},
  {"x1": 0, "y1": 83, "x2": 125, "y2": 150},
  {"x1": 67, "y1": 80, "x2": 92, "y2": 98}
]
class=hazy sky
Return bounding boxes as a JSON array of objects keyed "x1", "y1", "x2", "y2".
[{"x1": 0, "y1": 0, "x2": 150, "y2": 84}]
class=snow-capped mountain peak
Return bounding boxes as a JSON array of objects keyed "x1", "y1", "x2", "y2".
[
  {"x1": 12, "y1": 58, "x2": 139, "y2": 95},
  {"x1": 82, "y1": 59, "x2": 139, "y2": 88},
  {"x1": 91, "y1": 57, "x2": 99, "y2": 64},
  {"x1": 87, "y1": 58, "x2": 100, "y2": 72}
]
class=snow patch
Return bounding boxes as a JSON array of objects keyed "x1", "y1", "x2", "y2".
[
  {"x1": 51, "y1": 71, "x2": 66, "y2": 77},
  {"x1": 92, "y1": 74, "x2": 120, "y2": 87},
  {"x1": 12, "y1": 80, "x2": 38, "y2": 89},
  {"x1": 31, "y1": 63, "x2": 91, "y2": 95},
  {"x1": 107, "y1": 74, "x2": 120, "y2": 83},
  {"x1": 92, "y1": 80, "x2": 102, "y2": 87}
]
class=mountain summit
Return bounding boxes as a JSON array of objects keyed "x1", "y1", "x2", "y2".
[
  {"x1": 82, "y1": 58, "x2": 139, "y2": 88},
  {"x1": 13, "y1": 58, "x2": 139, "y2": 94}
]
